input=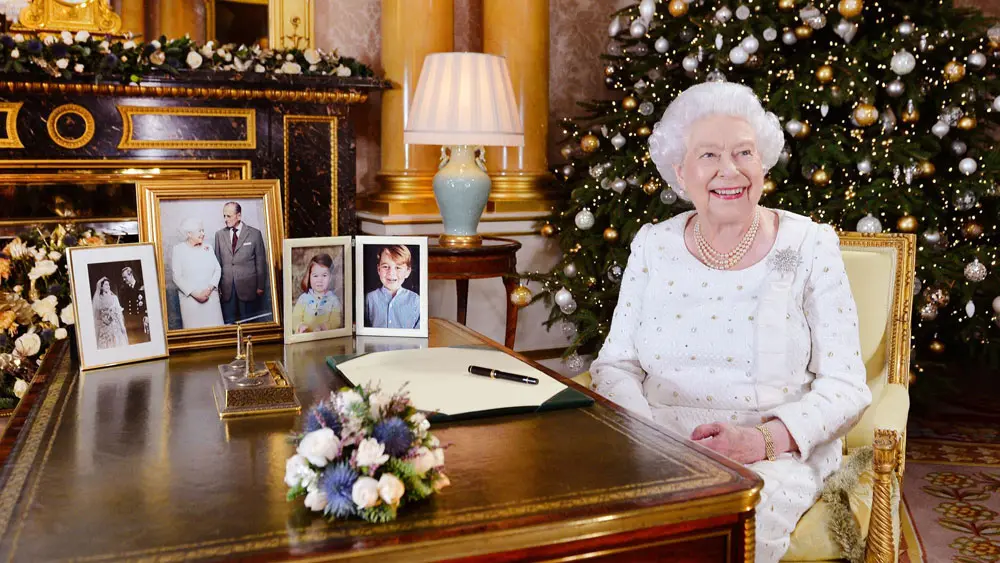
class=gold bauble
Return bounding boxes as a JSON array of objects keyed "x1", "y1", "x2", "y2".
[
  {"x1": 604, "y1": 65, "x2": 616, "y2": 77},
  {"x1": 580, "y1": 133, "x2": 600, "y2": 153},
  {"x1": 622, "y1": 96, "x2": 638, "y2": 110},
  {"x1": 963, "y1": 220, "x2": 984, "y2": 239},
  {"x1": 794, "y1": 121, "x2": 811, "y2": 139},
  {"x1": 816, "y1": 65, "x2": 834, "y2": 84},
  {"x1": 943, "y1": 60, "x2": 966, "y2": 83},
  {"x1": 636, "y1": 125, "x2": 652, "y2": 137},
  {"x1": 957, "y1": 116, "x2": 977, "y2": 130},
  {"x1": 603, "y1": 227, "x2": 619, "y2": 243},
  {"x1": 908, "y1": 372, "x2": 917, "y2": 386},
  {"x1": 811, "y1": 169, "x2": 831, "y2": 186},
  {"x1": 929, "y1": 339, "x2": 946, "y2": 354},
  {"x1": 762, "y1": 178, "x2": 778, "y2": 195},
  {"x1": 794, "y1": 25, "x2": 813, "y2": 40},
  {"x1": 778, "y1": 0, "x2": 796, "y2": 11},
  {"x1": 837, "y1": 0, "x2": 863, "y2": 18},
  {"x1": 896, "y1": 214, "x2": 918, "y2": 233},
  {"x1": 559, "y1": 145, "x2": 574, "y2": 159},
  {"x1": 668, "y1": 0, "x2": 688, "y2": 17},
  {"x1": 926, "y1": 287, "x2": 950, "y2": 307},
  {"x1": 852, "y1": 103, "x2": 879, "y2": 127},
  {"x1": 540, "y1": 223, "x2": 556, "y2": 237},
  {"x1": 901, "y1": 106, "x2": 920, "y2": 123},
  {"x1": 509, "y1": 285, "x2": 532, "y2": 307},
  {"x1": 918, "y1": 160, "x2": 935, "y2": 177},
  {"x1": 585, "y1": 276, "x2": 597, "y2": 287},
  {"x1": 642, "y1": 180, "x2": 659, "y2": 195},
  {"x1": 920, "y1": 302, "x2": 939, "y2": 320}
]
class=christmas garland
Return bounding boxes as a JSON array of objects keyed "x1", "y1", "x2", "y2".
[{"x1": 0, "y1": 31, "x2": 376, "y2": 83}]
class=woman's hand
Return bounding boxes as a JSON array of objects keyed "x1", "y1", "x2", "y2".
[
  {"x1": 690, "y1": 422, "x2": 766, "y2": 464},
  {"x1": 296, "y1": 324, "x2": 310, "y2": 334}
]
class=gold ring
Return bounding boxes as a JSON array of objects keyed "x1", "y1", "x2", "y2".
[{"x1": 47, "y1": 104, "x2": 95, "y2": 150}]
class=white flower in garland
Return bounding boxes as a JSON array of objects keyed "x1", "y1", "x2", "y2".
[
  {"x1": 60, "y1": 31, "x2": 73, "y2": 45},
  {"x1": 98, "y1": 41, "x2": 110, "y2": 53},
  {"x1": 75, "y1": 31, "x2": 90, "y2": 43},
  {"x1": 304, "y1": 488, "x2": 328, "y2": 511},
  {"x1": 31, "y1": 295, "x2": 59, "y2": 325},
  {"x1": 336, "y1": 65, "x2": 352, "y2": 77},
  {"x1": 150, "y1": 51, "x2": 166, "y2": 66},
  {"x1": 13, "y1": 379, "x2": 28, "y2": 399},
  {"x1": 280, "y1": 61, "x2": 302, "y2": 75},
  {"x1": 254, "y1": 64, "x2": 265, "y2": 73},
  {"x1": 14, "y1": 331, "x2": 40, "y2": 358},
  {"x1": 60, "y1": 304, "x2": 74, "y2": 326},
  {"x1": 377, "y1": 473, "x2": 405, "y2": 507},
  {"x1": 284, "y1": 454, "x2": 319, "y2": 489},
  {"x1": 122, "y1": 40, "x2": 136, "y2": 51},
  {"x1": 55, "y1": 58, "x2": 68, "y2": 70},
  {"x1": 351, "y1": 476, "x2": 380, "y2": 509},
  {"x1": 297, "y1": 427, "x2": 340, "y2": 467},
  {"x1": 303, "y1": 49, "x2": 322, "y2": 65},
  {"x1": 355, "y1": 437, "x2": 389, "y2": 468},
  {"x1": 200, "y1": 41, "x2": 215, "y2": 58},
  {"x1": 186, "y1": 51, "x2": 203, "y2": 70},
  {"x1": 28, "y1": 260, "x2": 57, "y2": 281},
  {"x1": 54, "y1": 327, "x2": 67, "y2": 340},
  {"x1": 9, "y1": 48, "x2": 19, "y2": 60},
  {"x1": 43, "y1": 35, "x2": 55, "y2": 46}
]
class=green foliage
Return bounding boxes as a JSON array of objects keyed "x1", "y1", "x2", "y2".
[{"x1": 360, "y1": 503, "x2": 397, "y2": 524}]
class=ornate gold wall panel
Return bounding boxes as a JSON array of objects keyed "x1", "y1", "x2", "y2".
[
  {"x1": 269, "y1": 0, "x2": 315, "y2": 49},
  {"x1": 13, "y1": 0, "x2": 123, "y2": 35},
  {"x1": 47, "y1": 103, "x2": 95, "y2": 149},
  {"x1": 0, "y1": 102, "x2": 24, "y2": 149},
  {"x1": 117, "y1": 106, "x2": 257, "y2": 150}
]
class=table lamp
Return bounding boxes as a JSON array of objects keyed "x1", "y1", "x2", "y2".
[{"x1": 404, "y1": 52, "x2": 524, "y2": 247}]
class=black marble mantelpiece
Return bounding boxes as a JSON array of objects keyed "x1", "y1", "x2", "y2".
[{"x1": 0, "y1": 73, "x2": 388, "y2": 238}]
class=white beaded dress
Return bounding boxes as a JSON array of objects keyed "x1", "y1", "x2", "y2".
[{"x1": 591, "y1": 209, "x2": 872, "y2": 563}]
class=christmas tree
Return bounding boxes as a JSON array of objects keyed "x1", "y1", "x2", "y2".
[{"x1": 532, "y1": 0, "x2": 1000, "y2": 379}]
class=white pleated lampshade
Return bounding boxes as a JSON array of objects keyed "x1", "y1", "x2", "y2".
[{"x1": 404, "y1": 52, "x2": 524, "y2": 147}]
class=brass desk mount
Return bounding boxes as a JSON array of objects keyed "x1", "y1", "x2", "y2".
[{"x1": 213, "y1": 334, "x2": 300, "y2": 419}]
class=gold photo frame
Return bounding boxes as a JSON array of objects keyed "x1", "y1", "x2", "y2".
[{"x1": 135, "y1": 179, "x2": 284, "y2": 350}]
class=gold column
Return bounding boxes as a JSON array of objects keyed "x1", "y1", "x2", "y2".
[
  {"x1": 483, "y1": 0, "x2": 555, "y2": 212},
  {"x1": 153, "y1": 0, "x2": 205, "y2": 44},
  {"x1": 118, "y1": 0, "x2": 145, "y2": 37},
  {"x1": 363, "y1": 0, "x2": 454, "y2": 215}
]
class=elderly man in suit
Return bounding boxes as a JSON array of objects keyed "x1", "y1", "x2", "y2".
[{"x1": 214, "y1": 201, "x2": 269, "y2": 325}]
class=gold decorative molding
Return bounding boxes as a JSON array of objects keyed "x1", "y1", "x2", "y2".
[
  {"x1": 117, "y1": 106, "x2": 257, "y2": 150},
  {"x1": 269, "y1": 0, "x2": 314, "y2": 49},
  {"x1": 361, "y1": 172, "x2": 438, "y2": 214},
  {"x1": 0, "y1": 102, "x2": 24, "y2": 149},
  {"x1": 282, "y1": 115, "x2": 339, "y2": 235},
  {"x1": 0, "y1": 81, "x2": 370, "y2": 105},
  {"x1": 13, "y1": 0, "x2": 123, "y2": 35},
  {"x1": 744, "y1": 514, "x2": 756, "y2": 562},
  {"x1": 47, "y1": 103, "x2": 95, "y2": 149},
  {"x1": 488, "y1": 172, "x2": 558, "y2": 213},
  {"x1": 865, "y1": 429, "x2": 898, "y2": 563}
]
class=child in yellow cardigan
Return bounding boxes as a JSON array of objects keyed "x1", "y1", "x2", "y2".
[{"x1": 291, "y1": 253, "x2": 343, "y2": 333}]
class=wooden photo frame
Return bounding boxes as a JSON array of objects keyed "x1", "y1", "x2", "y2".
[
  {"x1": 354, "y1": 236, "x2": 429, "y2": 338},
  {"x1": 67, "y1": 243, "x2": 169, "y2": 371},
  {"x1": 282, "y1": 236, "x2": 353, "y2": 343},
  {"x1": 136, "y1": 179, "x2": 284, "y2": 350}
]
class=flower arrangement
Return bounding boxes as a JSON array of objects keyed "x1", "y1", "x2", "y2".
[
  {"x1": 285, "y1": 385, "x2": 449, "y2": 523},
  {"x1": 0, "y1": 32, "x2": 376, "y2": 84},
  {"x1": 0, "y1": 225, "x2": 112, "y2": 409}
]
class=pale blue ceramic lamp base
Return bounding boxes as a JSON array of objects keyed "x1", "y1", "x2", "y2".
[{"x1": 433, "y1": 145, "x2": 491, "y2": 247}]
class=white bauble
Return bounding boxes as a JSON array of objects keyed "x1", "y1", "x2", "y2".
[
  {"x1": 729, "y1": 46, "x2": 749, "y2": 65},
  {"x1": 959, "y1": 157, "x2": 978, "y2": 175},
  {"x1": 611, "y1": 178, "x2": 627, "y2": 193},
  {"x1": 784, "y1": 119, "x2": 804, "y2": 136},
  {"x1": 611, "y1": 133, "x2": 627, "y2": 150},
  {"x1": 890, "y1": 50, "x2": 916, "y2": 75},
  {"x1": 736, "y1": 5, "x2": 751, "y2": 20},
  {"x1": 574, "y1": 209, "x2": 595, "y2": 230},
  {"x1": 639, "y1": 0, "x2": 656, "y2": 21},
  {"x1": 560, "y1": 300, "x2": 578, "y2": 315},
  {"x1": 608, "y1": 17, "x2": 622, "y2": 37},
  {"x1": 966, "y1": 301, "x2": 976, "y2": 318},
  {"x1": 630, "y1": 19, "x2": 647, "y2": 38},
  {"x1": 763, "y1": 28, "x2": 778, "y2": 41},
  {"x1": 682, "y1": 55, "x2": 699, "y2": 72},
  {"x1": 931, "y1": 121, "x2": 950, "y2": 138},
  {"x1": 993, "y1": 96, "x2": 1000, "y2": 112},
  {"x1": 951, "y1": 140, "x2": 967, "y2": 155},
  {"x1": 563, "y1": 263, "x2": 578, "y2": 278},
  {"x1": 992, "y1": 296, "x2": 1000, "y2": 314},
  {"x1": 715, "y1": 33, "x2": 724, "y2": 50},
  {"x1": 922, "y1": 230, "x2": 941, "y2": 244},
  {"x1": 554, "y1": 287, "x2": 574, "y2": 308},
  {"x1": 968, "y1": 52, "x2": 987, "y2": 69},
  {"x1": 857, "y1": 159, "x2": 873, "y2": 174},
  {"x1": 886, "y1": 79, "x2": 905, "y2": 97},
  {"x1": 782, "y1": 30, "x2": 798, "y2": 45},
  {"x1": 856, "y1": 214, "x2": 883, "y2": 234},
  {"x1": 741, "y1": 35, "x2": 760, "y2": 54},
  {"x1": 715, "y1": 6, "x2": 733, "y2": 23},
  {"x1": 655, "y1": 37, "x2": 670, "y2": 53},
  {"x1": 660, "y1": 188, "x2": 678, "y2": 204},
  {"x1": 897, "y1": 21, "x2": 914, "y2": 36},
  {"x1": 965, "y1": 259, "x2": 988, "y2": 282}
]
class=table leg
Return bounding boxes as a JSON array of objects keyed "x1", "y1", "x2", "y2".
[
  {"x1": 502, "y1": 276, "x2": 519, "y2": 349},
  {"x1": 456, "y1": 279, "x2": 469, "y2": 325}
]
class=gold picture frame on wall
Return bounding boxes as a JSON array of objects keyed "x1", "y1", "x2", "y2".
[
  {"x1": 136, "y1": 179, "x2": 284, "y2": 351},
  {"x1": 12, "y1": 0, "x2": 123, "y2": 35}
]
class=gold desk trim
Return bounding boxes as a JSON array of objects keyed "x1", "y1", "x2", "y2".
[
  {"x1": 117, "y1": 106, "x2": 257, "y2": 150},
  {"x1": 282, "y1": 115, "x2": 339, "y2": 235},
  {"x1": 47, "y1": 103, "x2": 95, "y2": 150},
  {"x1": 0, "y1": 81, "x2": 370, "y2": 105},
  {"x1": 0, "y1": 102, "x2": 24, "y2": 149},
  {"x1": 13, "y1": 0, "x2": 122, "y2": 35}
]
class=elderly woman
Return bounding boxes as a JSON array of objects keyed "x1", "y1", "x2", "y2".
[
  {"x1": 590, "y1": 82, "x2": 872, "y2": 563},
  {"x1": 171, "y1": 217, "x2": 224, "y2": 329}
]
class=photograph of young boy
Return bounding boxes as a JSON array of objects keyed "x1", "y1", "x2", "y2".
[{"x1": 364, "y1": 245, "x2": 421, "y2": 329}]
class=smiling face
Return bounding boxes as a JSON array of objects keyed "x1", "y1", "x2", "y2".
[
  {"x1": 673, "y1": 114, "x2": 765, "y2": 225},
  {"x1": 100, "y1": 279, "x2": 110, "y2": 293},
  {"x1": 223, "y1": 204, "x2": 241, "y2": 229},
  {"x1": 376, "y1": 249, "x2": 411, "y2": 294},
  {"x1": 309, "y1": 263, "x2": 331, "y2": 294},
  {"x1": 186, "y1": 227, "x2": 205, "y2": 246}
]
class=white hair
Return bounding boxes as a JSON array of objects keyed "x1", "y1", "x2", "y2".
[
  {"x1": 178, "y1": 217, "x2": 203, "y2": 238},
  {"x1": 647, "y1": 81, "x2": 784, "y2": 200}
]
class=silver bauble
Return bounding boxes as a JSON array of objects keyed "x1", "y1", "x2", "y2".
[
  {"x1": 564, "y1": 351, "x2": 584, "y2": 372},
  {"x1": 729, "y1": 46, "x2": 749, "y2": 65},
  {"x1": 954, "y1": 190, "x2": 977, "y2": 211},
  {"x1": 574, "y1": 209, "x2": 595, "y2": 230},
  {"x1": 890, "y1": 50, "x2": 917, "y2": 75},
  {"x1": 715, "y1": 33, "x2": 724, "y2": 50},
  {"x1": 561, "y1": 164, "x2": 575, "y2": 178},
  {"x1": 821, "y1": 103, "x2": 830, "y2": 117},
  {"x1": 951, "y1": 140, "x2": 967, "y2": 155},
  {"x1": 600, "y1": 178, "x2": 611, "y2": 190},
  {"x1": 992, "y1": 296, "x2": 1000, "y2": 314},
  {"x1": 741, "y1": 35, "x2": 760, "y2": 54},
  {"x1": 682, "y1": 55, "x2": 699, "y2": 72},
  {"x1": 655, "y1": 37, "x2": 670, "y2": 53},
  {"x1": 563, "y1": 263, "x2": 578, "y2": 278},
  {"x1": 630, "y1": 19, "x2": 647, "y2": 38},
  {"x1": 913, "y1": 277, "x2": 922, "y2": 296},
  {"x1": 993, "y1": 96, "x2": 1000, "y2": 112},
  {"x1": 611, "y1": 178, "x2": 627, "y2": 193},
  {"x1": 706, "y1": 70, "x2": 727, "y2": 82},
  {"x1": 932, "y1": 121, "x2": 950, "y2": 138},
  {"x1": 715, "y1": 6, "x2": 733, "y2": 23},
  {"x1": 782, "y1": 30, "x2": 798, "y2": 45},
  {"x1": 920, "y1": 302, "x2": 938, "y2": 321},
  {"x1": 784, "y1": 119, "x2": 804, "y2": 136},
  {"x1": 638, "y1": 101, "x2": 655, "y2": 116},
  {"x1": 886, "y1": 79, "x2": 905, "y2": 97},
  {"x1": 554, "y1": 287, "x2": 574, "y2": 308},
  {"x1": 882, "y1": 108, "x2": 897, "y2": 133},
  {"x1": 763, "y1": 27, "x2": 778, "y2": 41},
  {"x1": 736, "y1": 5, "x2": 751, "y2": 20},
  {"x1": 660, "y1": 188, "x2": 678, "y2": 204},
  {"x1": 835, "y1": 19, "x2": 852, "y2": 36},
  {"x1": 967, "y1": 300, "x2": 976, "y2": 318},
  {"x1": 608, "y1": 17, "x2": 623, "y2": 37},
  {"x1": 897, "y1": 21, "x2": 914, "y2": 36},
  {"x1": 778, "y1": 148, "x2": 791, "y2": 165},
  {"x1": 922, "y1": 230, "x2": 942, "y2": 244},
  {"x1": 639, "y1": 0, "x2": 657, "y2": 21},
  {"x1": 559, "y1": 300, "x2": 577, "y2": 315},
  {"x1": 632, "y1": 43, "x2": 649, "y2": 56},
  {"x1": 633, "y1": 79, "x2": 647, "y2": 92},
  {"x1": 857, "y1": 159, "x2": 873, "y2": 174},
  {"x1": 965, "y1": 259, "x2": 988, "y2": 282},
  {"x1": 968, "y1": 52, "x2": 987, "y2": 69},
  {"x1": 606, "y1": 264, "x2": 624, "y2": 283},
  {"x1": 959, "y1": 157, "x2": 978, "y2": 176},
  {"x1": 856, "y1": 214, "x2": 883, "y2": 234},
  {"x1": 611, "y1": 133, "x2": 627, "y2": 150}
]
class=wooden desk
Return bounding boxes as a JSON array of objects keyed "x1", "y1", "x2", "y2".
[
  {"x1": 428, "y1": 236, "x2": 522, "y2": 349},
  {"x1": 0, "y1": 319, "x2": 761, "y2": 562}
]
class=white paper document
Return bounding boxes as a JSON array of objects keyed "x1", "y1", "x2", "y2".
[{"x1": 333, "y1": 347, "x2": 568, "y2": 416}]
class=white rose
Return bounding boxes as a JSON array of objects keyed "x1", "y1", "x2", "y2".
[
  {"x1": 336, "y1": 64, "x2": 352, "y2": 77},
  {"x1": 280, "y1": 61, "x2": 302, "y2": 75},
  {"x1": 409, "y1": 413, "x2": 430, "y2": 436},
  {"x1": 122, "y1": 40, "x2": 136, "y2": 51},
  {"x1": 304, "y1": 488, "x2": 328, "y2": 512},
  {"x1": 309, "y1": 64, "x2": 317, "y2": 71},
  {"x1": 31, "y1": 295, "x2": 59, "y2": 325},
  {"x1": 432, "y1": 447, "x2": 445, "y2": 467},
  {"x1": 368, "y1": 391, "x2": 391, "y2": 418},
  {"x1": 61, "y1": 31, "x2": 73, "y2": 45},
  {"x1": 13, "y1": 34, "x2": 23, "y2": 42},
  {"x1": 60, "y1": 304, "x2": 74, "y2": 326},
  {"x1": 286, "y1": 53, "x2": 294, "y2": 61},
  {"x1": 233, "y1": 58, "x2": 251, "y2": 72},
  {"x1": 432, "y1": 472, "x2": 451, "y2": 492},
  {"x1": 73, "y1": 63, "x2": 84, "y2": 73},
  {"x1": 43, "y1": 35, "x2": 55, "y2": 46},
  {"x1": 335, "y1": 389, "x2": 363, "y2": 413},
  {"x1": 254, "y1": 64, "x2": 266, "y2": 73},
  {"x1": 54, "y1": 328, "x2": 67, "y2": 340},
  {"x1": 56, "y1": 58, "x2": 69, "y2": 70},
  {"x1": 10, "y1": 48, "x2": 19, "y2": 59},
  {"x1": 14, "y1": 332, "x2": 41, "y2": 358},
  {"x1": 186, "y1": 51, "x2": 203, "y2": 70},
  {"x1": 355, "y1": 438, "x2": 389, "y2": 468},
  {"x1": 151, "y1": 40, "x2": 161, "y2": 49},
  {"x1": 303, "y1": 48, "x2": 321, "y2": 65},
  {"x1": 75, "y1": 30, "x2": 90, "y2": 43},
  {"x1": 284, "y1": 454, "x2": 319, "y2": 489},
  {"x1": 296, "y1": 427, "x2": 340, "y2": 467},
  {"x1": 200, "y1": 41, "x2": 215, "y2": 58},
  {"x1": 13, "y1": 379, "x2": 28, "y2": 399},
  {"x1": 351, "y1": 476, "x2": 380, "y2": 509},
  {"x1": 30, "y1": 247, "x2": 46, "y2": 262},
  {"x1": 28, "y1": 260, "x2": 58, "y2": 281},
  {"x1": 98, "y1": 41, "x2": 110, "y2": 53},
  {"x1": 410, "y1": 447, "x2": 437, "y2": 476},
  {"x1": 48, "y1": 250, "x2": 62, "y2": 261},
  {"x1": 224, "y1": 52, "x2": 232, "y2": 62},
  {"x1": 377, "y1": 473, "x2": 405, "y2": 506}
]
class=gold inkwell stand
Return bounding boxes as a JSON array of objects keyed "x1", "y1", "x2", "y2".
[{"x1": 213, "y1": 325, "x2": 300, "y2": 419}]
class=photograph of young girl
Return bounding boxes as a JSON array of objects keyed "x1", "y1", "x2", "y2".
[{"x1": 282, "y1": 237, "x2": 353, "y2": 343}]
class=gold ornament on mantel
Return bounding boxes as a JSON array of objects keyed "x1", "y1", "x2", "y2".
[
  {"x1": 943, "y1": 60, "x2": 967, "y2": 83},
  {"x1": 12, "y1": 0, "x2": 123, "y2": 35},
  {"x1": 811, "y1": 169, "x2": 831, "y2": 186},
  {"x1": 853, "y1": 103, "x2": 879, "y2": 127},
  {"x1": 622, "y1": 96, "x2": 638, "y2": 111},
  {"x1": 957, "y1": 116, "x2": 977, "y2": 130},
  {"x1": 509, "y1": 284, "x2": 533, "y2": 307},
  {"x1": 816, "y1": 65, "x2": 835, "y2": 84},
  {"x1": 603, "y1": 227, "x2": 619, "y2": 242},
  {"x1": 896, "y1": 214, "x2": 918, "y2": 233},
  {"x1": 668, "y1": 0, "x2": 689, "y2": 17},
  {"x1": 580, "y1": 133, "x2": 600, "y2": 153}
]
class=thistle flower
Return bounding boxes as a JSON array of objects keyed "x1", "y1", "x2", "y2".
[
  {"x1": 303, "y1": 402, "x2": 342, "y2": 435},
  {"x1": 372, "y1": 417, "x2": 413, "y2": 458},
  {"x1": 320, "y1": 462, "x2": 358, "y2": 518}
]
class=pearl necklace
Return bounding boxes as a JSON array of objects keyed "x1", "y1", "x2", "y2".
[{"x1": 694, "y1": 209, "x2": 761, "y2": 270}]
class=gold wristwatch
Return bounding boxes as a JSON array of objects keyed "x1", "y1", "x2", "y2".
[{"x1": 755, "y1": 424, "x2": 777, "y2": 461}]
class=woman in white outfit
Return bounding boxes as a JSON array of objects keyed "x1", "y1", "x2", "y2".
[
  {"x1": 171, "y1": 217, "x2": 224, "y2": 329},
  {"x1": 590, "y1": 81, "x2": 872, "y2": 563},
  {"x1": 93, "y1": 277, "x2": 129, "y2": 349}
]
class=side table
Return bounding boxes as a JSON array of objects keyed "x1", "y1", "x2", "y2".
[{"x1": 428, "y1": 236, "x2": 522, "y2": 349}]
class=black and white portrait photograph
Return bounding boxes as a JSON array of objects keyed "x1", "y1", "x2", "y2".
[
  {"x1": 355, "y1": 235, "x2": 429, "y2": 338},
  {"x1": 67, "y1": 244, "x2": 168, "y2": 371},
  {"x1": 283, "y1": 236, "x2": 353, "y2": 344}
]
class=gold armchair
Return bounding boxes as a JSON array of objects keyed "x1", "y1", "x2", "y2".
[{"x1": 573, "y1": 231, "x2": 916, "y2": 563}]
